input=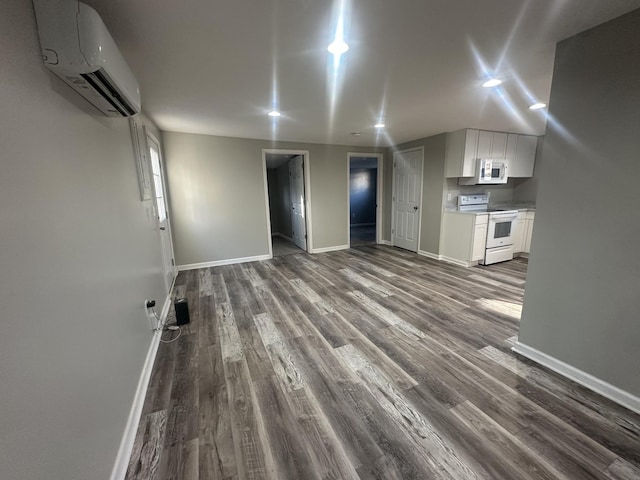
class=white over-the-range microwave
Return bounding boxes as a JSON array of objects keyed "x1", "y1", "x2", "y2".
[{"x1": 458, "y1": 158, "x2": 509, "y2": 185}]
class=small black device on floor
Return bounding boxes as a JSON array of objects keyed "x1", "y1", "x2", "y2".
[{"x1": 174, "y1": 298, "x2": 190, "y2": 325}]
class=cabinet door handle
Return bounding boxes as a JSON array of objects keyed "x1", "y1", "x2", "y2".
[
  {"x1": 413, "y1": 206, "x2": 419, "y2": 211},
  {"x1": 159, "y1": 226, "x2": 166, "y2": 230}
]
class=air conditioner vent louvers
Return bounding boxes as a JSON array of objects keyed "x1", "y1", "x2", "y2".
[
  {"x1": 80, "y1": 70, "x2": 136, "y2": 116},
  {"x1": 32, "y1": 0, "x2": 141, "y2": 118}
]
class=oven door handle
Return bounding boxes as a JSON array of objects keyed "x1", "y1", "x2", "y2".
[{"x1": 491, "y1": 213, "x2": 518, "y2": 221}]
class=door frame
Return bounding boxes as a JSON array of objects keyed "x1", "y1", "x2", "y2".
[
  {"x1": 144, "y1": 127, "x2": 177, "y2": 292},
  {"x1": 347, "y1": 152, "x2": 384, "y2": 246},
  {"x1": 261, "y1": 148, "x2": 313, "y2": 257},
  {"x1": 391, "y1": 146, "x2": 424, "y2": 252}
]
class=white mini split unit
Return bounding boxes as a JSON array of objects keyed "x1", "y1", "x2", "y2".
[{"x1": 32, "y1": 0, "x2": 141, "y2": 117}]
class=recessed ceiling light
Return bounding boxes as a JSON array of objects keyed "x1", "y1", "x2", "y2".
[
  {"x1": 374, "y1": 123, "x2": 385, "y2": 129},
  {"x1": 482, "y1": 78, "x2": 502, "y2": 88},
  {"x1": 529, "y1": 102, "x2": 547, "y2": 110},
  {"x1": 328, "y1": 39, "x2": 349, "y2": 55},
  {"x1": 268, "y1": 110, "x2": 281, "y2": 117}
]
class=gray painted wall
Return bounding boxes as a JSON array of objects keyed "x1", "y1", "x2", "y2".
[
  {"x1": 0, "y1": 1, "x2": 168, "y2": 478},
  {"x1": 519, "y1": 9, "x2": 640, "y2": 396},
  {"x1": 513, "y1": 136, "x2": 545, "y2": 202},
  {"x1": 163, "y1": 132, "x2": 384, "y2": 265}
]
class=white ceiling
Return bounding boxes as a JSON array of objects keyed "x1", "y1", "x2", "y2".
[{"x1": 87, "y1": 0, "x2": 640, "y2": 147}]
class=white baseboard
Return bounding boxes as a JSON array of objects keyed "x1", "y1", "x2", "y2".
[
  {"x1": 380, "y1": 240, "x2": 392, "y2": 246},
  {"x1": 439, "y1": 255, "x2": 476, "y2": 268},
  {"x1": 512, "y1": 342, "x2": 640, "y2": 415},
  {"x1": 178, "y1": 254, "x2": 271, "y2": 271},
  {"x1": 310, "y1": 244, "x2": 349, "y2": 254},
  {"x1": 418, "y1": 250, "x2": 442, "y2": 261},
  {"x1": 110, "y1": 294, "x2": 172, "y2": 480}
]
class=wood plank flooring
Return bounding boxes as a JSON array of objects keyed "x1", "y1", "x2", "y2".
[{"x1": 126, "y1": 245, "x2": 640, "y2": 480}]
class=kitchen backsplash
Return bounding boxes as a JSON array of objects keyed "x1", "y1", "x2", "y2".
[
  {"x1": 444, "y1": 176, "x2": 538, "y2": 208},
  {"x1": 444, "y1": 178, "x2": 516, "y2": 208}
]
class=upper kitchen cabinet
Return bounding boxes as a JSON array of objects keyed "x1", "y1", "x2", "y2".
[
  {"x1": 445, "y1": 129, "x2": 479, "y2": 177},
  {"x1": 506, "y1": 134, "x2": 538, "y2": 177},
  {"x1": 445, "y1": 128, "x2": 538, "y2": 178},
  {"x1": 477, "y1": 130, "x2": 508, "y2": 160}
]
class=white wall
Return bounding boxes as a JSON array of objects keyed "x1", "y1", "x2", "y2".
[
  {"x1": 163, "y1": 132, "x2": 384, "y2": 265},
  {"x1": 0, "y1": 2, "x2": 168, "y2": 478},
  {"x1": 518, "y1": 9, "x2": 640, "y2": 397}
]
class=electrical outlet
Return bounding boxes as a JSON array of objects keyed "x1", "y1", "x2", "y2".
[
  {"x1": 144, "y1": 300, "x2": 157, "y2": 330},
  {"x1": 447, "y1": 193, "x2": 452, "y2": 202}
]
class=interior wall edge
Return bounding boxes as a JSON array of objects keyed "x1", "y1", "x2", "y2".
[
  {"x1": 109, "y1": 294, "x2": 172, "y2": 480},
  {"x1": 513, "y1": 342, "x2": 640, "y2": 415}
]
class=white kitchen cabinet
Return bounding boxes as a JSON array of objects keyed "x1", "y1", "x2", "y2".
[
  {"x1": 506, "y1": 134, "x2": 537, "y2": 177},
  {"x1": 446, "y1": 129, "x2": 532, "y2": 178},
  {"x1": 477, "y1": 130, "x2": 508, "y2": 160},
  {"x1": 524, "y1": 211, "x2": 535, "y2": 253},
  {"x1": 513, "y1": 210, "x2": 535, "y2": 255},
  {"x1": 441, "y1": 212, "x2": 488, "y2": 266},
  {"x1": 512, "y1": 212, "x2": 527, "y2": 253},
  {"x1": 472, "y1": 218, "x2": 488, "y2": 261},
  {"x1": 445, "y1": 129, "x2": 479, "y2": 177}
]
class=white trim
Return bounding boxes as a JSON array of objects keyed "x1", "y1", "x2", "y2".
[
  {"x1": 261, "y1": 152, "x2": 274, "y2": 259},
  {"x1": 303, "y1": 153, "x2": 314, "y2": 252},
  {"x1": 347, "y1": 152, "x2": 384, "y2": 247},
  {"x1": 310, "y1": 244, "x2": 349, "y2": 254},
  {"x1": 110, "y1": 294, "x2": 172, "y2": 480},
  {"x1": 418, "y1": 250, "x2": 442, "y2": 261},
  {"x1": 439, "y1": 255, "x2": 476, "y2": 268},
  {"x1": 391, "y1": 146, "x2": 424, "y2": 252},
  {"x1": 262, "y1": 149, "x2": 313, "y2": 253},
  {"x1": 178, "y1": 254, "x2": 271, "y2": 271},
  {"x1": 377, "y1": 155, "x2": 384, "y2": 245},
  {"x1": 512, "y1": 342, "x2": 640, "y2": 415},
  {"x1": 380, "y1": 240, "x2": 392, "y2": 246}
]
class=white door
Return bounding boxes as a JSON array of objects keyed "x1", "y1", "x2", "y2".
[
  {"x1": 146, "y1": 129, "x2": 176, "y2": 292},
  {"x1": 289, "y1": 156, "x2": 307, "y2": 251},
  {"x1": 392, "y1": 148, "x2": 423, "y2": 252}
]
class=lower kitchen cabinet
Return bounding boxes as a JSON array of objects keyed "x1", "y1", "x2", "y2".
[
  {"x1": 524, "y1": 211, "x2": 535, "y2": 252},
  {"x1": 514, "y1": 210, "x2": 535, "y2": 255},
  {"x1": 441, "y1": 212, "x2": 488, "y2": 266},
  {"x1": 472, "y1": 219, "x2": 488, "y2": 261}
]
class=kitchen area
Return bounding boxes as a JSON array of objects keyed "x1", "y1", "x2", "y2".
[{"x1": 439, "y1": 128, "x2": 540, "y2": 267}]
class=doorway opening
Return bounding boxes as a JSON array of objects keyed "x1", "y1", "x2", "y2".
[
  {"x1": 146, "y1": 128, "x2": 177, "y2": 293},
  {"x1": 348, "y1": 153, "x2": 383, "y2": 247},
  {"x1": 262, "y1": 149, "x2": 312, "y2": 257}
]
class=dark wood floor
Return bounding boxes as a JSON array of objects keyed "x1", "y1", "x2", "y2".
[{"x1": 126, "y1": 245, "x2": 640, "y2": 480}]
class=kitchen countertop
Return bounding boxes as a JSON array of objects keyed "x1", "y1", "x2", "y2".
[
  {"x1": 444, "y1": 208, "x2": 488, "y2": 215},
  {"x1": 490, "y1": 201, "x2": 536, "y2": 211},
  {"x1": 445, "y1": 202, "x2": 536, "y2": 215}
]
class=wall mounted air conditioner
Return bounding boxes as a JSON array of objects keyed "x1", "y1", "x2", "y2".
[{"x1": 32, "y1": 0, "x2": 141, "y2": 117}]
